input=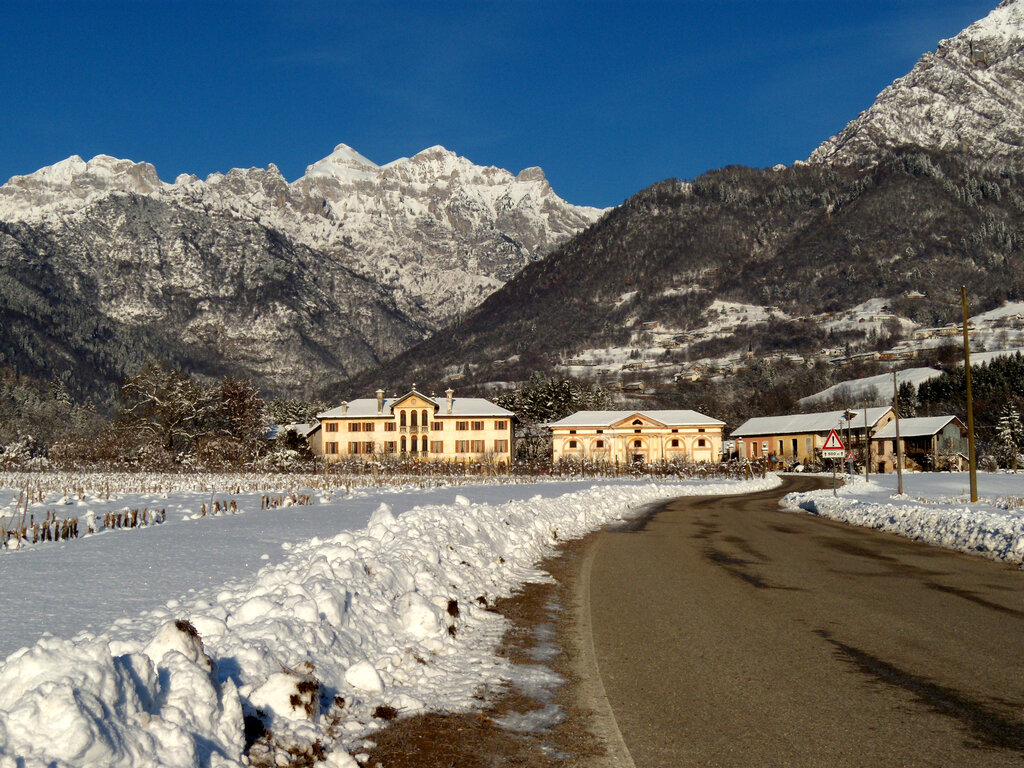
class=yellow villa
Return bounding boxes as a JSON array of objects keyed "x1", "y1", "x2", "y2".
[
  {"x1": 548, "y1": 410, "x2": 725, "y2": 464},
  {"x1": 731, "y1": 406, "x2": 895, "y2": 464},
  {"x1": 315, "y1": 388, "x2": 514, "y2": 465}
]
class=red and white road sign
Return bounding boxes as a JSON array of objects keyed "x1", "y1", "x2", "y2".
[{"x1": 822, "y1": 429, "x2": 846, "y2": 458}]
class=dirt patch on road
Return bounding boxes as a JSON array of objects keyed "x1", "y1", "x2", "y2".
[{"x1": 362, "y1": 536, "x2": 618, "y2": 768}]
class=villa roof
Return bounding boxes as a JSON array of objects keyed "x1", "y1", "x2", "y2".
[
  {"x1": 731, "y1": 406, "x2": 893, "y2": 437},
  {"x1": 318, "y1": 390, "x2": 512, "y2": 419},
  {"x1": 872, "y1": 416, "x2": 963, "y2": 439},
  {"x1": 548, "y1": 410, "x2": 724, "y2": 428}
]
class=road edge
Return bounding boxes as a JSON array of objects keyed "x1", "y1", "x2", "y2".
[{"x1": 574, "y1": 531, "x2": 639, "y2": 768}]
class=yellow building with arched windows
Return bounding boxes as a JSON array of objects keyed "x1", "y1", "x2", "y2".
[
  {"x1": 548, "y1": 410, "x2": 724, "y2": 464},
  {"x1": 315, "y1": 388, "x2": 514, "y2": 465}
]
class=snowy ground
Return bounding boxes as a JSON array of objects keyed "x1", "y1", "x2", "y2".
[
  {"x1": 0, "y1": 473, "x2": 779, "y2": 768},
  {"x1": 782, "y1": 471, "x2": 1024, "y2": 565}
]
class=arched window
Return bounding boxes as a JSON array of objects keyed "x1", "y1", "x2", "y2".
[
  {"x1": 411, "y1": 436, "x2": 418, "y2": 452},
  {"x1": 698, "y1": 439, "x2": 706, "y2": 447},
  {"x1": 411, "y1": 411, "x2": 418, "y2": 428},
  {"x1": 671, "y1": 439, "x2": 679, "y2": 447},
  {"x1": 568, "y1": 440, "x2": 577, "y2": 448},
  {"x1": 634, "y1": 440, "x2": 642, "y2": 448},
  {"x1": 400, "y1": 411, "x2": 407, "y2": 427},
  {"x1": 400, "y1": 436, "x2": 407, "y2": 452},
  {"x1": 632, "y1": 419, "x2": 643, "y2": 426},
  {"x1": 422, "y1": 409, "x2": 428, "y2": 426},
  {"x1": 595, "y1": 440, "x2": 604, "y2": 448}
]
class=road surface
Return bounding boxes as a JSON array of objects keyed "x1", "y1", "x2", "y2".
[{"x1": 581, "y1": 476, "x2": 1024, "y2": 767}]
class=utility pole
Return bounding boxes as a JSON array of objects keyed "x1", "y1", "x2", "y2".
[
  {"x1": 962, "y1": 286, "x2": 978, "y2": 502},
  {"x1": 893, "y1": 370, "x2": 904, "y2": 495},
  {"x1": 864, "y1": 404, "x2": 870, "y2": 482}
]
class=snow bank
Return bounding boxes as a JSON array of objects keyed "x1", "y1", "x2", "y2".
[
  {"x1": 782, "y1": 475, "x2": 1024, "y2": 565},
  {"x1": 0, "y1": 476, "x2": 779, "y2": 767}
]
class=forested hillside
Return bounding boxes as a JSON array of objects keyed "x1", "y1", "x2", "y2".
[{"x1": 340, "y1": 149, "x2": 1024, "y2": 399}]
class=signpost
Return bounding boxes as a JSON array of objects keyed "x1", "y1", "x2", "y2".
[{"x1": 822, "y1": 429, "x2": 846, "y2": 496}]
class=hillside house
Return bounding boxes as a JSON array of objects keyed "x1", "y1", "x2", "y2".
[
  {"x1": 870, "y1": 416, "x2": 967, "y2": 472},
  {"x1": 731, "y1": 406, "x2": 896, "y2": 464},
  {"x1": 315, "y1": 388, "x2": 513, "y2": 465},
  {"x1": 549, "y1": 410, "x2": 724, "y2": 464}
]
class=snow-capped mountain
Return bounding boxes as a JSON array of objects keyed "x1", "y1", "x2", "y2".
[
  {"x1": 810, "y1": 0, "x2": 1024, "y2": 169},
  {"x1": 0, "y1": 145, "x2": 603, "y2": 398}
]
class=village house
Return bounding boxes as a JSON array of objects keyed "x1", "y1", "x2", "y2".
[
  {"x1": 870, "y1": 416, "x2": 967, "y2": 473},
  {"x1": 731, "y1": 406, "x2": 896, "y2": 464},
  {"x1": 548, "y1": 410, "x2": 724, "y2": 464},
  {"x1": 315, "y1": 388, "x2": 514, "y2": 465}
]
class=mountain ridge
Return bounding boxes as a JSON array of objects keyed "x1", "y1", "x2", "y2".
[
  {"x1": 0, "y1": 144, "x2": 603, "y2": 401},
  {"x1": 810, "y1": 0, "x2": 1024, "y2": 170}
]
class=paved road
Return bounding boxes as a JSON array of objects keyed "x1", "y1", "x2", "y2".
[{"x1": 581, "y1": 476, "x2": 1024, "y2": 767}]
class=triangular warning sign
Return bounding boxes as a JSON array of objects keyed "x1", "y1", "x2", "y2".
[{"x1": 822, "y1": 429, "x2": 845, "y2": 451}]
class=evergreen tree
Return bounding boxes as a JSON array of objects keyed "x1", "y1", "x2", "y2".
[{"x1": 995, "y1": 404, "x2": 1023, "y2": 471}]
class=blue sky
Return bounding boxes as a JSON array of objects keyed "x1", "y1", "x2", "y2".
[{"x1": 0, "y1": 1, "x2": 998, "y2": 208}]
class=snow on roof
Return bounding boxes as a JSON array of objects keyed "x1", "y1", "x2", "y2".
[
  {"x1": 731, "y1": 406, "x2": 893, "y2": 437},
  {"x1": 317, "y1": 393, "x2": 511, "y2": 419},
  {"x1": 873, "y1": 416, "x2": 962, "y2": 439},
  {"x1": 548, "y1": 410, "x2": 724, "y2": 428}
]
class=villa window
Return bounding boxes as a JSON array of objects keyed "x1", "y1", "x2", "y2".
[
  {"x1": 633, "y1": 440, "x2": 642, "y2": 448},
  {"x1": 671, "y1": 439, "x2": 679, "y2": 447},
  {"x1": 471, "y1": 420, "x2": 484, "y2": 431},
  {"x1": 325, "y1": 422, "x2": 338, "y2": 433}
]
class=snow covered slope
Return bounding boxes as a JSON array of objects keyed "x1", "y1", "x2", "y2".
[
  {"x1": 0, "y1": 145, "x2": 603, "y2": 396},
  {"x1": 810, "y1": 0, "x2": 1024, "y2": 169}
]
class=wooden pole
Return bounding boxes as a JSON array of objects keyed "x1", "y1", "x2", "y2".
[
  {"x1": 864, "y1": 404, "x2": 870, "y2": 482},
  {"x1": 962, "y1": 286, "x2": 978, "y2": 502},
  {"x1": 893, "y1": 370, "x2": 904, "y2": 495}
]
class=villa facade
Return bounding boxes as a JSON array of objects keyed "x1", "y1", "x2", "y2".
[
  {"x1": 315, "y1": 388, "x2": 514, "y2": 465},
  {"x1": 548, "y1": 410, "x2": 724, "y2": 464}
]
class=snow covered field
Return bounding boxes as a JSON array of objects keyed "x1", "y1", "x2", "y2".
[
  {"x1": 0, "y1": 473, "x2": 779, "y2": 767},
  {"x1": 783, "y1": 471, "x2": 1024, "y2": 565}
]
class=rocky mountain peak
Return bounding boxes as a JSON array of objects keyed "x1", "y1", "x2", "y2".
[
  {"x1": 810, "y1": 0, "x2": 1024, "y2": 170},
  {"x1": 0, "y1": 140, "x2": 603, "y2": 398},
  {"x1": 0, "y1": 153, "x2": 164, "y2": 218},
  {"x1": 301, "y1": 143, "x2": 379, "y2": 182},
  {"x1": 516, "y1": 166, "x2": 547, "y2": 184}
]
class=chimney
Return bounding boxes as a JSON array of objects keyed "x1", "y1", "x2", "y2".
[
  {"x1": 376, "y1": 389, "x2": 384, "y2": 414},
  {"x1": 445, "y1": 388, "x2": 454, "y2": 414},
  {"x1": 341, "y1": 400, "x2": 348, "y2": 415}
]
